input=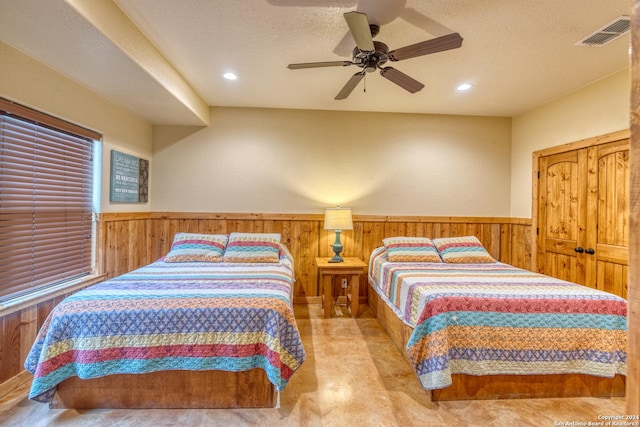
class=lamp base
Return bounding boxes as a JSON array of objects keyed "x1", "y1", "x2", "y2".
[{"x1": 329, "y1": 230, "x2": 344, "y2": 263}]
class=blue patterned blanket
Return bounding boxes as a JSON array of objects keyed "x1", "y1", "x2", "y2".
[{"x1": 25, "y1": 253, "x2": 305, "y2": 403}]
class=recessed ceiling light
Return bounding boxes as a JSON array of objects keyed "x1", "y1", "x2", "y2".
[
  {"x1": 223, "y1": 72, "x2": 238, "y2": 80},
  {"x1": 456, "y1": 83, "x2": 473, "y2": 91}
]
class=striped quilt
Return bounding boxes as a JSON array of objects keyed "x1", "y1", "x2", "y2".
[
  {"x1": 368, "y1": 247, "x2": 627, "y2": 390},
  {"x1": 25, "y1": 252, "x2": 305, "y2": 403}
]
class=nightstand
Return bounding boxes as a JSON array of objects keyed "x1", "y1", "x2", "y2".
[{"x1": 315, "y1": 257, "x2": 367, "y2": 318}]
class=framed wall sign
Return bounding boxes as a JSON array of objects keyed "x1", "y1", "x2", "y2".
[{"x1": 110, "y1": 150, "x2": 148, "y2": 203}]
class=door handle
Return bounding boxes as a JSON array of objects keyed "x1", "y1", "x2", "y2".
[
  {"x1": 585, "y1": 248, "x2": 595, "y2": 255},
  {"x1": 574, "y1": 247, "x2": 584, "y2": 253}
]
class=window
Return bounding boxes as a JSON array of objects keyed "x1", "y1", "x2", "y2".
[{"x1": 0, "y1": 98, "x2": 101, "y2": 301}]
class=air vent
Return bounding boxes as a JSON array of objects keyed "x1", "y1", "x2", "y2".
[{"x1": 576, "y1": 16, "x2": 630, "y2": 47}]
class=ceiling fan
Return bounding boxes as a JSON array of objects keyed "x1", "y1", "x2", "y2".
[{"x1": 287, "y1": 11, "x2": 463, "y2": 100}]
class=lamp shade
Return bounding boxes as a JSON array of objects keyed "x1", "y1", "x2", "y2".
[{"x1": 323, "y1": 207, "x2": 353, "y2": 231}]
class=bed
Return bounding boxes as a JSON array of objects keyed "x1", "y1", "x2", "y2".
[
  {"x1": 368, "y1": 236, "x2": 627, "y2": 401},
  {"x1": 24, "y1": 232, "x2": 306, "y2": 409}
]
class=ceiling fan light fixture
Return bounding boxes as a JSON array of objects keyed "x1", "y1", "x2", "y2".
[
  {"x1": 456, "y1": 83, "x2": 473, "y2": 91},
  {"x1": 364, "y1": 58, "x2": 378, "y2": 73}
]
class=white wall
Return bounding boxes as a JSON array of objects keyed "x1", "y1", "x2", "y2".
[
  {"x1": 152, "y1": 107, "x2": 512, "y2": 216},
  {"x1": 0, "y1": 41, "x2": 153, "y2": 213},
  {"x1": 511, "y1": 69, "x2": 629, "y2": 218}
]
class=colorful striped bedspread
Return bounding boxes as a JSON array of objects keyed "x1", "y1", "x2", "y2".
[
  {"x1": 25, "y1": 253, "x2": 305, "y2": 403},
  {"x1": 368, "y1": 247, "x2": 627, "y2": 390}
]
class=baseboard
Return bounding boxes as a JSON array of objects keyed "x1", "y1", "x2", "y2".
[
  {"x1": 293, "y1": 296, "x2": 323, "y2": 304},
  {"x1": 0, "y1": 370, "x2": 31, "y2": 400},
  {"x1": 292, "y1": 296, "x2": 368, "y2": 305}
]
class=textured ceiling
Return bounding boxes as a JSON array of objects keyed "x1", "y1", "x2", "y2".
[{"x1": 0, "y1": 0, "x2": 631, "y2": 125}]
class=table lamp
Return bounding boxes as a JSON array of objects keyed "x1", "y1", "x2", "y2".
[{"x1": 323, "y1": 206, "x2": 353, "y2": 263}]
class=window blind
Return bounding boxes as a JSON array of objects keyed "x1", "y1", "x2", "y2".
[{"x1": 0, "y1": 99, "x2": 97, "y2": 300}]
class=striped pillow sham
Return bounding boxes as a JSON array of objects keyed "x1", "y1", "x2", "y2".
[
  {"x1": 164, "y1": 233, "x2": 228, "y2": 263},
  {"x1": 382, "y1": 237, "x2": 442, "y2": 263},
  {"x1": 432, "y1": 236, "x2": 496, "y2": 263},
  {"x1": 223, "y1": 232, "x2": 282, "y2": 263}
]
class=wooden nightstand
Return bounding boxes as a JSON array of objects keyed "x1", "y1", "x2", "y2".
[{"x1": 315, "y1": 257, "x2": 367, "y2": 318}]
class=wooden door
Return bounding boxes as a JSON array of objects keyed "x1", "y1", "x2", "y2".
[
  {"x1": 537, "y1": 139, "x2": 629, "y2": 298},
  {"x1": 588, "y1": 140, "x2": 629, "y2": 298},
  {"x1": 538, "y1": 149, "x2": 588, "y2": 284}
]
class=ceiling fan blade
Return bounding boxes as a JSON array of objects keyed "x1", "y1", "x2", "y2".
[
  {"x1": 335, "y1": 71, "x2": 365, "y2": 100},
  {"x1": 288, "y1": 61, "x2": 353, "y2": 69},
  {"x1": 389, "y1": 33, "x2": 463, "y2": 61},
  {"x1": 344, "y1": 11, "x2": 374, "y2": 52},
  {"x1": 379, "y1": 67, "x2": 424, "y2": 93}
]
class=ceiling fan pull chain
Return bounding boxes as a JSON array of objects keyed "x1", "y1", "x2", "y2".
[{"x1": 364, "y1": 74, "x2": 367, "y2": 93}]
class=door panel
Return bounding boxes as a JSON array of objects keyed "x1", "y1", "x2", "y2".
[
  {"x1": 597, "y1": 144, "x2": 629, "y2": 247},
  {"x1": 596, "y1": 261, "x2": 628, "y2": 298},
  {"x1": 545, "y1": 154, "x2": 580, "y2": 242},
  {"x1": 544, "y1": 252, "x2": 578, "y2": 283},
  {"x1": 592, "y1": 140, "x2": 629, "y2": 298}
]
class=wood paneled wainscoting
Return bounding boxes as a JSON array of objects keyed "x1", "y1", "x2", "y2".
[{"x1": 96, "y1": 212, "x2": 533, "y2": 303}]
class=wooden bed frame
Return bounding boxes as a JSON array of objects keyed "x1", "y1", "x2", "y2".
[
  {"x1": 50, "y1": 368, "x2": 275, "y2": 409},
  {"x1": 368, "y1": 283, "x2": 626, "y2": 401}
]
